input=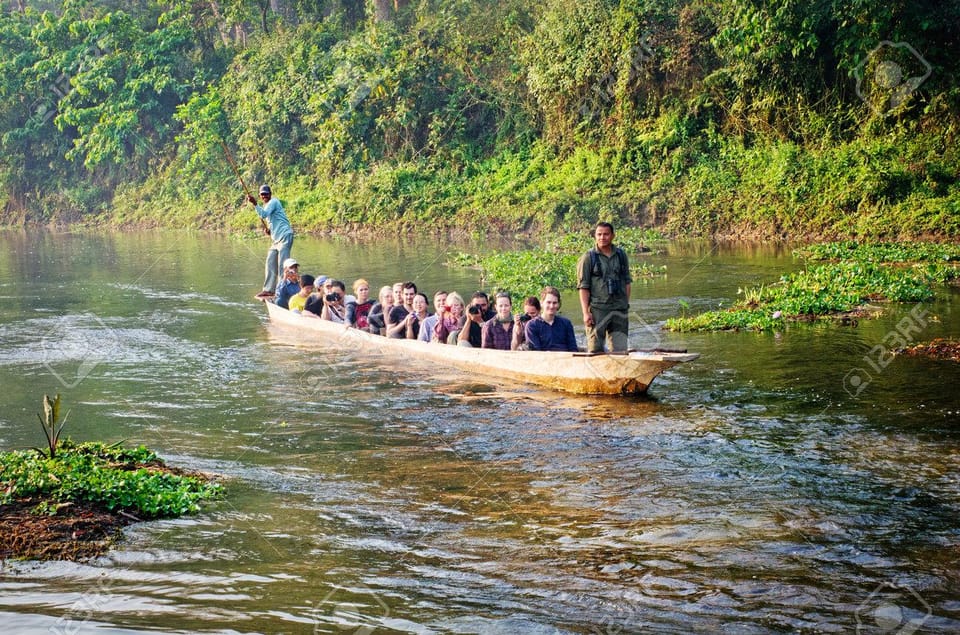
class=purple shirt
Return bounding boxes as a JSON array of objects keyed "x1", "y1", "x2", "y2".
[
  {"x1": 419, "y1": 313, "x2": 440, "y2": 342},
  {"x1": 482, "y1": 317, "x2": 515, "y2": 350},
  {"x1": 524, "y1": 315, "x2": 578, "y2": 352}
]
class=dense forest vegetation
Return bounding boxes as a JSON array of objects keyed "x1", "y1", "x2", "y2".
[{"x1": 1, "y1": 0, "x2": 958, "y2": 239}]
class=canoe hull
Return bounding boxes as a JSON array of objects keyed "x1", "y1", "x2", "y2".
[{"x1": 264, "y1": 302, "x2": 698, "y2": 395}]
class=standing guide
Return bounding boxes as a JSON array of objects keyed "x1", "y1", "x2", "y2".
[
  {"x1": 577, "y1": 222, "x2": 632, "y2": 353},
  {"x1": 250, "y1": 184, "x2": 294, "y2": 299}
]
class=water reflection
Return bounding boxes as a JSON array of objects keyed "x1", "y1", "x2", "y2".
[{"x1": 0, "y1": 230, "x2": 958, "y2": 633}]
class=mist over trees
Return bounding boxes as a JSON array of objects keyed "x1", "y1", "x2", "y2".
[{"x1": 2, "y1": 0, "x2": 958, "y2": 237}]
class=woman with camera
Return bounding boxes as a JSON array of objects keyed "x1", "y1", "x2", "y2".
[
  {"x1": 319, "y1": 279, "x2": 348, "y2": 323},
  {"x1": 403, "y1": 293, "x2": 430, "y2": 340},
  {"x1": 457, "y1": 296, "x2": 486, "y2": 347},
  {"x1": 511, "y1": 296, "x2": 541, "y2": 351},
  {"x1": 433, "y1": 292, "x2": 465, "y2": 344}
]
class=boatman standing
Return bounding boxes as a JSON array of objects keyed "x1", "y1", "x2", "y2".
[
  {"x1": 577, "y1": 221, "x2": 632, "y2": 353},
  {"x1": 249, "y1": 184, "x2": 294, "y2": 299}
]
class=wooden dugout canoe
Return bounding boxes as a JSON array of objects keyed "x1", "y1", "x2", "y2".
[{"x1": 264, "y1": 301, "x2": 699, "y2": 395}]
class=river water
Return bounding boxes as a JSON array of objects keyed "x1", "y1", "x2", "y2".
[{"x1": 0, "y1": 229, "x2": 958, "y2": 634}]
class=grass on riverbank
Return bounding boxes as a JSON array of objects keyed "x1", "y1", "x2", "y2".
[
  {"x1": 0, "y1": 440, "x2": 221, "y2": 560},
  {"x1": 666, "y1": 242, "x2": 960, "y2": 332}
]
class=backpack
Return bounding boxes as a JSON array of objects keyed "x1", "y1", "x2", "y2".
[{"x1": 589, "y1": 247, "x2": 628, "y2": 280}]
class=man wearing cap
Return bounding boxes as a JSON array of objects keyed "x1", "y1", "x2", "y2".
[
  {"x1": 249, "y1": 184, "x2": 294, "y2": 299},
  {"x1": 274, "y1": 258, "x2": 301, "y2": 309}
]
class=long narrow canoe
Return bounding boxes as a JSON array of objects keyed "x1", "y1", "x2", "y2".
[{"x1": 264, "y1": 302, "x2": 699, "y2": 395}]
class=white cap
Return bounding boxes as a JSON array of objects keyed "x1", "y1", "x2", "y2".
[{"x1": 282, "y1": 258, "x2": 299, "y2": 269}]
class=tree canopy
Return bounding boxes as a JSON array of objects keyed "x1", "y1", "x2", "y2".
[{"x1": 2, "y1": 0, "x2": 958, "y2": 237}]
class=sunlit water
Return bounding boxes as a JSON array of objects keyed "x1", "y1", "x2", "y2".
[{"x1": 0, "y1": 229, "x2": 958, "y2": 634}]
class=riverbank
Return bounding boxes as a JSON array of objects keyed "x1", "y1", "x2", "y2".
[{"x1": 6, "y1": 119, "x2": 950, "y2": 244}]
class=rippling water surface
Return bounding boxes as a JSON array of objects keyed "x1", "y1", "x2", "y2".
[{"x1": 1, "y1": 230, "x2": 958, "y2": 634}]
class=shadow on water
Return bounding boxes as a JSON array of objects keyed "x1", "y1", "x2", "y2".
[{"x1": 0, "y1": 230, "x2": 959, "y2": 633}]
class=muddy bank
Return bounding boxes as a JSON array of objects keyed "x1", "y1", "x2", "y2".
[
  {"x1": 897, "y1": 339, "x2": 960, "y2": 362},
  {"x1": 0, "y1": 500, "x2": 132, "y2": 561}
]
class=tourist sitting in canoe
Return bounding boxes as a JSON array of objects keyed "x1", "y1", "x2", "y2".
[
  {"x1": 345, "y1": 279, "x2": 374, "y2": 329},
  {"x1": 274, "y1": 258, "x2": 301, "y2": 309},
  {"x1": 303, "y1": 276, "x2": 331, "y2": 316},
  {"x1": 386, "y1": 282, "x2": 418, "y2": 338},
  {"x1": 385, "y1": 281, "x2": 404, "y2": 334},
  {"x1": 470, "y1": 291, "x2": 495, "y2": 321},
  {"x1": 403, "y1": 292, "x2": 430, "y2": 340},
  {"x1": 512, "y1": 296, "x2": 541, "y2": 351},
  {"x1": 525, "y1": 286, "x2": 579, "y2": 352},
  {"x1": 367, "y1": 286, "x2": 394, "y2": 335},
  {"x1": 287, "y1": 274, "x2": 315, "y2": 312},
  {"x1": 457, "y1": 294, "x2": 486, "y2": 347},
  {"x1": 433, "y1": 292, "x2": 466, "y2": 344},
  {"x1": 318, "y1": 279, "x2": 348, "y2": 323},
  {"x1": 481, "y1": 292, "x2": 515, "y2": 350},
  {"x1": 418, "y1": 290, "x2": 447, "y2": 343}
]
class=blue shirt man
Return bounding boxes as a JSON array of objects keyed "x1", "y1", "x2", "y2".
[
  {"x1": 524, "y1": 286, "x2": 579, "y2": 352},
  {"x1": 251, "y1": 184, "x2": 294, "y2": 298}
]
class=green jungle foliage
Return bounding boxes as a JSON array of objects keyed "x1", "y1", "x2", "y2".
[
  {"x1": 1, "y1": 0, "x2": 958, "y2": 238},
  {"x1": 0, "y1": 439, "x2": 221, "y2": 518},
  {"x1": 666, "y1": 242, "x2": 960, "y2": 331}
]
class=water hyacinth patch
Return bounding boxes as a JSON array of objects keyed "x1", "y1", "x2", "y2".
[
  {"x1": 0, "y1": 440, "x2": 221, "y2": 519},
  {"x1": 795, "y1": 241, "x2": 960, "y2": 264},
  {"x1": 666, "y1": 242, "x2": 960, "y2": 332}
]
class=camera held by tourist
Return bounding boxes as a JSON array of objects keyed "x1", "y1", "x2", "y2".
[
  {"x1": 319, "y1": 279, "x2": 347, "y2": 323},
  {"x1": 458, "y1": 295, "x2": 486, "y2": 347},
  {"x1": 512, "y1": 296, "x2": 541, "y2": 351}
]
